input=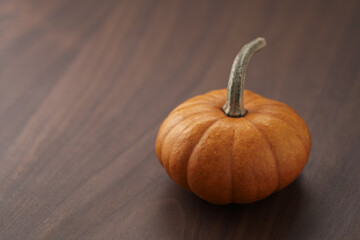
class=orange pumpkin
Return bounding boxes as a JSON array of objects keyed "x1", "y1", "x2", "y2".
[{"x1": 155, "y1": 38, "x2": 311, "y2": 204}]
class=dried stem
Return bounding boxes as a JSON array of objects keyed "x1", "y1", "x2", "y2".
[{"x1": 222, "y1": 37, "x2": 266, "y2": 117}]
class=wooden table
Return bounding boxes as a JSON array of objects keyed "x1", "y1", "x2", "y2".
[{"x1": 0, "y1": 0, "x2": 359, "y2": 239}]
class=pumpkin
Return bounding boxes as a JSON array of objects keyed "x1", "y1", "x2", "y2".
[{"x1": 155, "y1": 38, "x2": 311, "y2": 204}]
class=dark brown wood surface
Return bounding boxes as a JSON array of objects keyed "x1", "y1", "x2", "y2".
[{"x1": 0, "y1": 0, "x2": 359, "y2": 239}]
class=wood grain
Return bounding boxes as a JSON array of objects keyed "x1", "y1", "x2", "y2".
[{"x1": 0, "y1": 0, "x2": 359, "y2": 239}]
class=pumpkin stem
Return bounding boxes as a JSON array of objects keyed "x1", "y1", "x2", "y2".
[{"x1": 222, "y1": 37, "x2": 266, "y2": 117}]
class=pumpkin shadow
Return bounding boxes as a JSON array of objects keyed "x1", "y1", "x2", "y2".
[{"x1": 163, "y1": 178, "x2": 308, "y2": 239}]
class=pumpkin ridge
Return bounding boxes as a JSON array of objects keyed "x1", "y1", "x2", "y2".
[
  {"x1": 167, "y1": 119, "x2": 202, "y2": 179},
  {"x1": 166, "y1": 119, "x2": 205, "y2": 185},
  {"x1": 186, "y1": 116, "x2": 227, "y2": 193},
  {"x1": 161, "y1": 111, "x2": 218, "y2": 172},
  {"x1": 251, "y1": 110, "x2": 303, "y2": 133},
  {"x1": 244, "y1": 118, "x2": 280, "y2": 192},
  {"x1": 159, "y1": 110, "x2": 217, "y2": 165},
  {"x1": 251, "y1": 111, "x2": 308, "y2": 150}
]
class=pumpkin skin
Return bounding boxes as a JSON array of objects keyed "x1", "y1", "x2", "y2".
[{"x1": 155, "y1": 89, "x2": 311, "y2": 204}]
